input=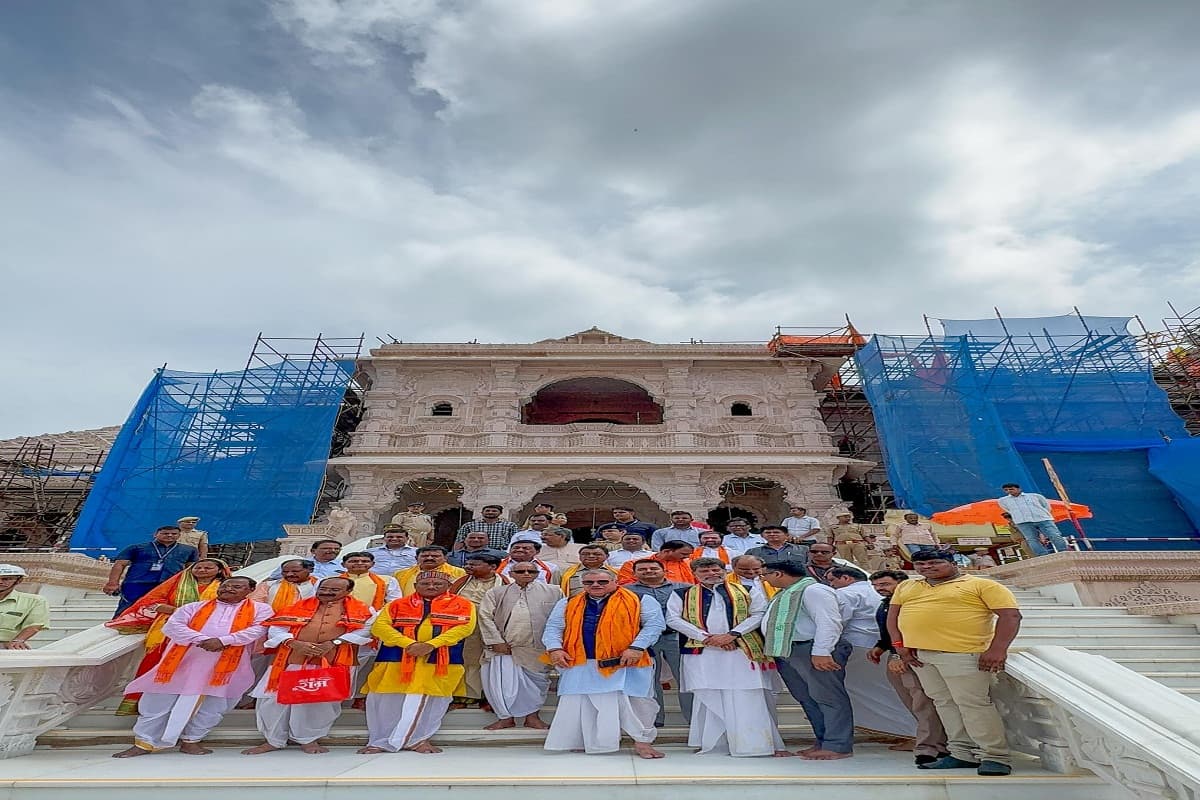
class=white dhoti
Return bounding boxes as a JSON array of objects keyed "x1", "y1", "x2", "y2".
[
  {"x1": 681, "y1": 648, "x2": 784, "y2": 757},
  {"x1": 250, "y1": 665, "x2": 345, "y2": 747},
  {"x1": 481, "y1": 655, "x2": 550, "y2": 719},
  {"x1": 544, "y1": 692, "x2": 658, "y2": 753},
  {"x1": 355, "y1": 648, "x2": 378, "y2": 698},
  {"x1": 131, "y1": 693, "x2": 237, "y2": 751},
  {"x1": 844, "y1": 645, "x2": 918, "y2": 737},
  {"x1": 365, "y1": 693, "x2": 453, "y2": 752}
]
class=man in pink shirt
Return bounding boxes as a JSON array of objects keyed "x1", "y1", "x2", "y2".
[{"x1": 113, "y1": 576, "x2": 272, "y2": 757}]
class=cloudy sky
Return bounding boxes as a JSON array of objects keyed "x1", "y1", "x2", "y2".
[{"x1": 3, "y1": 1, "x2": 1200, "y2": 438}]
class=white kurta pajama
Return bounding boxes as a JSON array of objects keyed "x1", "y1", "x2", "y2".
[
  {"x1": 836, "y1": 581, "x2": 918, "y2": 737},
  {"x1": 123, "y1": 599, "x2": 273, "y2": 751},
  {"x1": 249, "y1": 615, "x2": 377, "y2": 747},
  {"x1": 541, "y1": 594, "x2": 666, "y2": 753},
  {"x1": 666, "y1": 587, "x2": 782, "y2": 756}
]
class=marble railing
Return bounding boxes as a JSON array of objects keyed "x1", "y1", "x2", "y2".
[
  {"x1": 0, "y1": 537, "x2": 375, "y2": 759},
  {"x1": 355, "y1": 429, "x2": 832, "y2": 452},
  {"x1": 997, "y1": 645, "x2": 1200, "y2": 799}
]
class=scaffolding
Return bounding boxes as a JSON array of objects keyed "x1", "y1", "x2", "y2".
[
  {"x1": 0, "y1": 436, "x2": 109, "y2": 550},
  {"x1": 71, "y1": 334, "x2": 363, "y2": 555},
  {"x1": 1137, "y1": 303, "x2": 1200, "y2": 436},
  {"x1": 768, "y1": 323, "x2": 893, "y2": 522}
]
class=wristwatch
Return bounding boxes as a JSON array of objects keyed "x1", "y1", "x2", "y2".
[{"x1": 331, "y1": 638, "x2": 345, "y2": 646}]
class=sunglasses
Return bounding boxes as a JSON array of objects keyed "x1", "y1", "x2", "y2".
[
  {"x1": 581, "y1": 580, "x2": 613, "y2": 585},
  {"x1": 510, "y1": 569, "x2": 539, "y2": 574}
]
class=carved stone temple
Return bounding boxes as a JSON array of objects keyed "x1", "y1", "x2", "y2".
[{"x1": 329, "y1": 327, "x2": 871, "y2": 542}]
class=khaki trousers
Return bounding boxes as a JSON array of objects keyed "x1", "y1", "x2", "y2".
[
  {"x1": 885, "y1": 663, "x2": 948, "y2": 757},
  {"x1": 834, "y1": 540, "x2": 869, "y2": 566},
  {"x1": 912, "y1": 650, "x2": 1009, "y2": 765}
]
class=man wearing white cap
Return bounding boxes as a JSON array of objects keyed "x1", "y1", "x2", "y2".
[
  {"x1": 0, "y1": 564, "x2": 49, "y2": 649},
  {"x1": 177, "y1": 517, "x2": 209, "y2": 560}
]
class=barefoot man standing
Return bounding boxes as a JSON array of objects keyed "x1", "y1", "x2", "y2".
[
  {"x1": 358, "y1": 571, "x2": 476, "y2": 754},
  {"x1": 112, "y1": 576, "x2": 272, "y2": 758},
  {"x1": 542, "y1": 569, "x2": 667, "y2": 759}
]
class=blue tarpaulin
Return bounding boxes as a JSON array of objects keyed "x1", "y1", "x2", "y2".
[{"x1": 72, "y1": 359, "x2": 354, "y2": 555}]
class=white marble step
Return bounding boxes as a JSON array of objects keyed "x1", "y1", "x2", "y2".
[
  {"x1": 1014, "y1": 633, "x2": 1200, "y2": 647},
  {"x1": 1105, "y1": 657, "x2": 1200, "y2": 673},
  {"x1": 10, "y1": 745, "x2": 1122, "y2": 800},
  {"x1": 1141, "y1": 672, "x2": 1200, "y2": 689}
]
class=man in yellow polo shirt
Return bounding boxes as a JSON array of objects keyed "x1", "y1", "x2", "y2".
[
  {"x1": 0, "y1": 564, "x2": 50, "y2": 649},
  {"x1": 886, "y1": 549, "x2": 1021, "y2": 777}
]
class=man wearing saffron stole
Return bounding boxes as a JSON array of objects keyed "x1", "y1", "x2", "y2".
[
  {"x1": 666, "y1": 558, "x2": 786, "y2": 757},
  {"x1": 557, "y1": 545, "x2": 618, "y2": 598},
  {"x1": 358, "y1": 571, "x2": 476, "y2": 754},
  {"x1": 106, "y1": 558, "x2": 233, "y2": 716},
  {"x1": 728, "y1": 555, "x2": 777, "y2": 600},
  {"x1": 616, "y1": 539, "x2": 697, "y2": 585},
  {"x1": 251, "y1": 560, "x2": 320, "y2": 610},
  {"x1": 112, "y1": 576, "x2": 272, "y2": 758},
  {"x1": 242, "y1": 577, "x2": 376, "y2": 755},
  {"x1": 691, "y1": 531, "x2": 734, "y2": 571},
  {"x1": 447, "y1": 553, "x2": 510, "y2": 709},
  {"x1": 339, "y1": 552, "x2": 402, "y2": 610},
  {"x1": 542, "y1": 569, "x2": 667, "y2": 759}
]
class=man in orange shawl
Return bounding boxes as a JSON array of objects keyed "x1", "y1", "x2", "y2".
[
  {"x1": 113, "y1": 577, "x2": 272, "y2": 758},
  {"x1": 242, "y1": 577, "x2": 376, "y2": 755},
  {"x1": 106, "y1": 558, "x2": 233, "y2": 716},
  {"x1": 358, "y1": 571, "x2": 476, "y2": 754},
  {"x1": 542, "y1": 569, "x2": 667, "y2": 759},
  {"x1": 616, "y1": 539, "x2": 697, "y2": 585}
]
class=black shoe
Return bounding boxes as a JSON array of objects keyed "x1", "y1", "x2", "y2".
[
  {"x1": 917, "y1": 755, "x2": 981, "y2": 770},
  {"x1": 914, "y1": 754, "x2": 939, "y2": 766},
  {"x1": 978, "y1": 760, "x2": 1012, "y2": 776}
]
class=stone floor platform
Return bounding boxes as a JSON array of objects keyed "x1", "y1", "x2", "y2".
[{"x1": 6, "y1": 744, "x2": 1121, "y2": 800}]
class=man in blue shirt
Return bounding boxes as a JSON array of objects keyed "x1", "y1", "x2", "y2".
[
  {"x1": 103, "y1": 526, "x2": 199, "y2": 615},
  {"x1": 611, "y1": 507, "x2": 657, "y2": 541}
]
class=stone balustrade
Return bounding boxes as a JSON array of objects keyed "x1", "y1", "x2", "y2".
[{"x1": 983, "y1": 551, "x2": 1200, "y2": 607}]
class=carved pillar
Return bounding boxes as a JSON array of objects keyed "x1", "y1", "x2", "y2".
[
  {"x1": 483, "y1": 361, "x2": 521, "y2": 435},
  {"x1": 473, "y1": 467, "x2": 515, "y2": 519},
  {"x1": 661, "y1": 361, "x2": 695, "y2": 433},
  {"x1": 666, "y1": 466, "x2": 708, "y2": 518}
]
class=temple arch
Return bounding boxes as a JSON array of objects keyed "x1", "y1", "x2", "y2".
[{"x1": 521, "y1": 377, "x2": 664, "y2": 425}]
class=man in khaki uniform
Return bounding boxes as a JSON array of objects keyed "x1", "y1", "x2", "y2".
[
  {"x1": 391, "y1": 502, "x2": 435, "y2": 548},
  {"x1": 177, "y1": 516, "x2": 209, "y2": 560},
  {"x1": 828, "y1": 513, "x2": 869, "y2": 567}
]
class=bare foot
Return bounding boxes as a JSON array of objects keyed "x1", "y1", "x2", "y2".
[
  {"x1": 300, "y1": 742, "x2": 329, "y2": 754},
  {"x1": 484, "y1": 718, "x2": 516, "y2": 730},
  {"x1": 112, "y1": 746, "x2": 151, "y2": 759},
  {"x1": 406, "y1": 741, "x2": 443, "y2": 754},
  {"x1": 179, "y1": 741, "x2": 213, "y2": 755},
  {"x1": 357, "y1": 746, "x2": 387, "y2": 754},
  {"x1": 522, "y1": 714, "x2": 550, "y2": 730},
  {"x1": 772, "y1": 750, "x2": 796, "y2": 757},
  {"x1": 888, "y1": 739, "x2": 916, "y2": 751},
  {"x1": 794, "y1": 743, "x2": 821, "y2": 755},
  {"x1": 633, "y1": 742, "x2": 665, "y2": 759},
  {"x1": 240, "y1": 743, "x2": 282, "y2": 755},
  {"x1": 801, "y1": 749, "x2": 852, "y2": 760},
  {"x1": 350, "y1": 697, "x2": 366, "y2": 711},
  {"x1": 234, "y1": 699, "x2": 257, "y2": 710}
]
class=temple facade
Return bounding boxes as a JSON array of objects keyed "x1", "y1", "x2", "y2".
[{"x1": 329, "y1": 328, "x2": 871, "y2": 545}]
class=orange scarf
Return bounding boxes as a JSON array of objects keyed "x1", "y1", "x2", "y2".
[
  {"x1": 261, "y1": 596, "x2": 374, "y2": 691},
  {"x1": 341, "y1": 571, "x2": 387, "y2": 610},
  {"x1": 270, "y1": 577, "x2": 318, "y2": 612},
  {"x1": 385, "y1": 593, "x2": 474, "y2": 682},
  {"x1": 154, "y1": 599, "x2": 257, "y2": 687},
  {"x1": 556, "y1": 588, "x2": 652, "y2": 676},
  {"x1": 692, "y1": 546, "x2": 731, "y2": 566},
  {"x1": 558, "y1": 563, "x2": 617, "y2": 595}
]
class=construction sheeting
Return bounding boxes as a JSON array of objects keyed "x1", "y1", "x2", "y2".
[
  {"x1": 71, "y1": 360, "x2": 354, "y2": 555},
  {"x1": 857, "y1": 316, "x2": 1200, "y2": 549}
]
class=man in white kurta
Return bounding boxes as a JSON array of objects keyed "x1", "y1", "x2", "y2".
[
  {"x1": 542, "y1": 569, "x2": 666, "y2": 758},
  {"x1": 830, "y1": 567, "x2": 918, "y2": 738},
  {"x1": 477, "y1": 564, "x2": 562, "y2": 729},
  {"x1": 666, "y1": 558, "x2": 785, "y2": 757},
  {"x1": 113, "y1": 577, "x2": 272, "y2": 757}
]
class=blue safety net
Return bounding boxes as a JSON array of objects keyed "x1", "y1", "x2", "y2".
[
  {"x1": 856, "y1": 316, "x2": 1200, "y2": 549},
  {"x1": 71, "y1": 359, "x2": 355, "y2": 556}
]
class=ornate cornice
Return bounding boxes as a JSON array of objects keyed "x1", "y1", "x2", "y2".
[{"x1": 986, "y1": 552, "x2": 1200, "y2": 588}]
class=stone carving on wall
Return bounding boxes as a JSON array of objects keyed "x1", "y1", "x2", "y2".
[{"x1": 1103, "y1": 581, "x2": 1200, "y2": 607}]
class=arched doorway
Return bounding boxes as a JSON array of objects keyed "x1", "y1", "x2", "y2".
[
  {"x1": 384, "y1": 477, "x2": 468, "y2": 548},
  {"x1": 521, "y1": 378, "x2": 664, "y2": 425},
  {"x1": 709, "y1": 477, "x2": 788, "y2": 533},
  {"x1": 516, "y1": 479, "x2": 669, "y2": 542}
]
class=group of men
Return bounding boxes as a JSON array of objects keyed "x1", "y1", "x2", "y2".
[{"x1": 101, "y1": 498, "x2": 1022, "y2": 776}]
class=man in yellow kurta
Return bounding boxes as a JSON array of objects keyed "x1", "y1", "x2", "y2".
[
  {"x1": 394, "y1": 546, "x2": 466, "y2": 595},
  {"x1": 359, "y1": 571, "x2": 476, "y2": 754}
]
